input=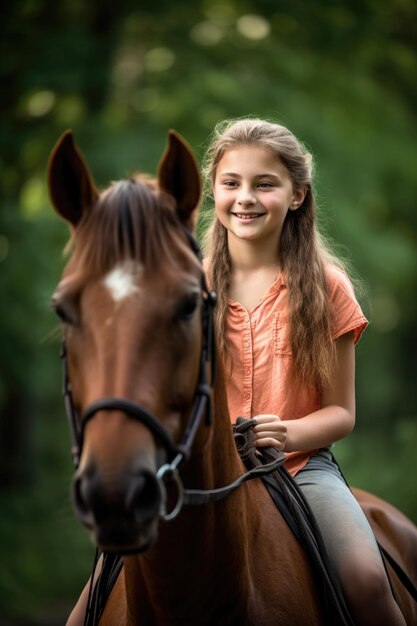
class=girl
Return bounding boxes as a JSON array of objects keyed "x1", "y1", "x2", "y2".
[{"x1": 202, "y1": 117, "x2": 405, "y2": 626}]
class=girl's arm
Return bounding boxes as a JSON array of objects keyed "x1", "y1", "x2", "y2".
[
  {"x1": 66, "y1": 555, "x2": 103, "y2": 626},
  {"x1": 254, "y1": 331, "x2": 355, "y2": 451}
]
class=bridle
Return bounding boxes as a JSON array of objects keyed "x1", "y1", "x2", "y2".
[{"x1": 59, "y1": 227, "x2": 285, "y2": 522}]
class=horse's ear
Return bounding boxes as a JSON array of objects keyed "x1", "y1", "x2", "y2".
[
  {"x1": 158, "y1": 130, "x2": 201, "y2": 231},
  {"x1": 47, "y1": 130, "x2": 98, "y2": 227}
]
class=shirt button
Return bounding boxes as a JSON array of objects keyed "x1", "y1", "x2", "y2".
[
  {"x1": 245, "y1": 367, "x2": 251, "y2": 375},
  {"x1": 244, "y1": 339, "x2": 250, "y2": 347},
  {"x1": 244, "y1": 392, "x2": 250, "y2": 400}
]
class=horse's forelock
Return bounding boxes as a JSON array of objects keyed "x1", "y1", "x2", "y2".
[{"x1": 69, "y1": 177, "x2": 196, "y2": 278}]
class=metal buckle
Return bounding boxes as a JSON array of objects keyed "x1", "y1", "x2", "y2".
[{"x1": 156, "y1": 454, "x2": 185, "y2": 521}]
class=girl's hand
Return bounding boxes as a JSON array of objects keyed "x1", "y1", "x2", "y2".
[{"x1": 253, "y1": 414, "x2": 287, "y2": 450}]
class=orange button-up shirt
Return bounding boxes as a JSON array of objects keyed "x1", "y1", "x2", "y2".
[{"x1": 226, "y1": 266, "x2": 368, "y2": 476}]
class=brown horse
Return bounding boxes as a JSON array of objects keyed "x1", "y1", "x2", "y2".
[{"x1": 48, "y1": 130, "x2": 417, "y2": 626}]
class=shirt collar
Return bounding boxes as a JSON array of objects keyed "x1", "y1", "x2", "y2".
[{"x1": 228, "y1": 272, "x2": 286, "y2": 310}]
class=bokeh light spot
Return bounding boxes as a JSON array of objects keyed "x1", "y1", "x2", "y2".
[
  {"x1": 20, "y1": 177, "x2": 48, "y2": 218},
  {"x1": 26, "y1": 90, "x2": 56, "y2": 117},
  {"x1": 237, "y1": 14, "x2": 271, "y2": 40},
  {"x1": 113, "y1": 51, "x2": 143, "y2": 86},
  {"x1": 190, "y1": 21, "x2": 225, "y2": 46},
  {"x1": 204, "y1": 2, "x2": 236, "y2": 22},
  {"x1": 55, "y1": 96, "x2": 86, "y2": 125},
  {"x1": 144, "y1": 48, "x2": 175, "y2": 72}
]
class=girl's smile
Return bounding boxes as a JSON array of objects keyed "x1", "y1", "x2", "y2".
[{"x1": 231, "y1": 211, "x2": 267, "y2": 221}]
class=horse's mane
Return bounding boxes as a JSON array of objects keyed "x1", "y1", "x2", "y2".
[{"x1": 68, "y1": 176, "x2": 196, "y2": 276}]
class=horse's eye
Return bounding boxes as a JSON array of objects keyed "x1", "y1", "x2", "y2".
[
  {"x1": 51, "y1": 298, "x2": 75, "y2": 325},
  {"x1": 175, "y1": 294, "x2": 199, "y2": 322}
]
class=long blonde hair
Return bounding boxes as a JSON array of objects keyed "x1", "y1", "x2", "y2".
[{"x1": 202, "y1": 118, "x2": 348, "y2": 392}]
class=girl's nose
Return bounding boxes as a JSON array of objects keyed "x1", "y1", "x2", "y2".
[{"x1": 237, "y1": 188, "x2": 256, "y2": 206}]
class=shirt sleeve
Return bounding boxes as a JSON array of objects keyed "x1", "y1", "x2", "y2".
[{"x1": 326, "y1": 266, "x2": 368, "y2": 344}]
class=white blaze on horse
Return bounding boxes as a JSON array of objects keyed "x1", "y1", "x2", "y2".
[{"x1": 48, "y1": 131, "x2": 417, "y2": 625}]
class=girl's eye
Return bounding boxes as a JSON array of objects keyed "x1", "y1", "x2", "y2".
[
  {"x1": 222, "y1": 181, "x2": 238, "y2": 188},
  {"x1": 258, "y1": 182, "x2": 273, "y2": 189}
]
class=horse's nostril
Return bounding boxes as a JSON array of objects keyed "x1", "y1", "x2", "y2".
[
  {"x1": 126, "y1": 471, "x2": 161, "y2": 524},
  {"x1": 72, "y1": 467, "x2": 111, "y2": 525},
  {"x1": 73, "y1": 474, "x2": 93, "y2": 522}
]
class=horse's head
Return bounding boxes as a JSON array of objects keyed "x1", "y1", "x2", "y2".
[{"x1": 48, "y1": 130, "x2": 209, "y2": 552}]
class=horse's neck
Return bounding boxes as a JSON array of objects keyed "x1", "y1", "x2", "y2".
[
  {"x1": 119, "y1": 371, "x2": 324, "y2": 625},
  {"x1": 124, "y1": 377, "x2": 256, "y2": 622}
]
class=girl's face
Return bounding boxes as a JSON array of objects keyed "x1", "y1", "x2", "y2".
[{"x1": 213, "y1": 145, "x2": 305, "y2": 249}]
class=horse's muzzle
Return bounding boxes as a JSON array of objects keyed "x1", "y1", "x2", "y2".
[{"x1": 72, "y1": 462, "x2": 162, "y2": 553}]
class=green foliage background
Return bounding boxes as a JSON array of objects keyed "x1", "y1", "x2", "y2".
[{"x1": 1, "y1": 0, "x2": 416, "y2": 623}]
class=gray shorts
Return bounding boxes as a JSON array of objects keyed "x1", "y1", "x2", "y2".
[{"x1": 294, "y1": 448, "x2": 384, "y2": 575}]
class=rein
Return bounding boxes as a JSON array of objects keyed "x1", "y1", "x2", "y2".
[{"x1": 59, "y1": 228, "x2": 285, "y2": 522}]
